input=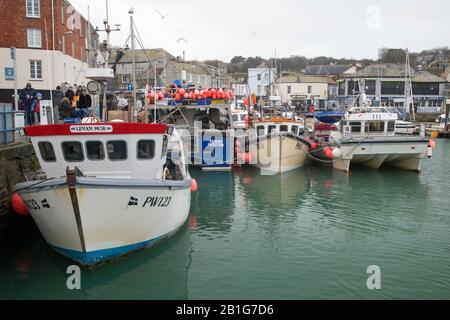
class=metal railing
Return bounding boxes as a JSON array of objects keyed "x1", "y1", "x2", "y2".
[{"x1": 0, "y1": 103, "x2": 15, "y2": 145}]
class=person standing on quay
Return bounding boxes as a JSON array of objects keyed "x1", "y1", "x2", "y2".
[
  {"x1": 52, "y1": 86, "x2": 64, "y2": 123},
  {"x1": 19, "y1": 83, "x2": 36, "y2": 126},
  {"x1": 65, "y1": 86, "x2": 75, "y2": 104}
]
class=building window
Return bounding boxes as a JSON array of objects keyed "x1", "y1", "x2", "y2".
[
  {"x1": 308, "y1": 86, "x2": 312, "y2": 94},
  {"x1": 257, "y1": 74, "x2": 262, "y2": 81},
  {"x1": 365, "y1": 80, "x2": 376, "y2": 95},
  {"x1": 287, "y1": 86, "x2": 292, "y2": 94},
  {"x1": 26, "y1": 0, "x2": 40, "y2": 18},
  {"x1": 137, "y1": 140, "x2": 155, "y2": 160},
  {"x1": 27, "y1": 29, "x2": 42, "y2": 48},
  {"x1": 412, "y1": 83, "x2": 439, "y2": 96},
  {"x1": 122, "y1": 75, "x2": 130, "y2": 84},
  {"x1": 381, "y1": 82, "x2": 405, "y2": 95},
  {"x1": 257, "y1": 85, "x2": 262, "y2": 93},
  {"x1": 348, "y1": 80, "x2": 360, "y2": 95},
  {"x1": 29, "y1": 60, "x2": 42, "y2": 80}
]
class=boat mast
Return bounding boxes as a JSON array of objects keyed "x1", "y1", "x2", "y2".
[
  {"x1": 129, "y1": 8, "x2": 137, "y2": 122},
  {"x1": 404, "y1": 49, "x2": 415, "y2": 122}
]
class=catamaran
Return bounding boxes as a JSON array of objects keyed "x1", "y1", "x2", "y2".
[{"x1": 311, "y1": 91, "x2": 434, "y2": 172}]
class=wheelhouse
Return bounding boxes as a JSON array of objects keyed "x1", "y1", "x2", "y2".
[
  {"x1": 341, "y1": 107, "x2": 398, "y2": 138},
  {"x1": 25, "y1": 123, "x2": 171, "y2": 180},
  {"x1": 253, "y1": 119, "x2": 305, "y2": 137}
]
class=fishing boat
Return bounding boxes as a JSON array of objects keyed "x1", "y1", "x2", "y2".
[
  {"x1": 312, "y1": 91, "x2": 434, "y2": 172},
  {"x1": 395, "y1": 120, "x2": 417, "y2": 135},
  {"x1": 15, "y1": 122, "x2": 193, "y2": 267},
  {"x1": 147, "y1": 88, "x2": 236, "y2": 171},
  {"x1": 247, "y1": 117, "x2": 311, "y2": 175}
]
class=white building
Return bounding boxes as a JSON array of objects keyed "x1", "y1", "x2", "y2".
[
  {"x1": 276, "y1": 74, "x2": 338, "y2": 109},
  {"x1": 248, "y1": 63, "x2": 276, "y2": 97}
]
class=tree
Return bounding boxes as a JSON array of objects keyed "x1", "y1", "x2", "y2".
[
  {"x1": 378, "y1": 48, "x2": 406, "y2": 63},
  {"x1": 230, "y1": 56, "x2": 246, "y2": 64}
]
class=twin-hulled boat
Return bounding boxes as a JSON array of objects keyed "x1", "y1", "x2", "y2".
[{"x1": 312, "y1": 93, "x2": 433, "y2": 172}]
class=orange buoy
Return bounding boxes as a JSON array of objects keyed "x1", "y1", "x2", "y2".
[
  {"x1": 240, "y1": 153, "x2": 253, "y2": 163},
  {"x1": 191, "y1": 178, "x2": 198, "y2": 192},
  {"x1": 310, "y1": 142, "x2": 318, "y2": 150},
  {"x1": 324, "y1": 147, "x2": 334, "y2": 159},
  {"x1": 428, "y1": 140, "x2": 436, "y2": 149},
  {"x1": 12, "y1": 193, "x2": 29, "y2": 216}
]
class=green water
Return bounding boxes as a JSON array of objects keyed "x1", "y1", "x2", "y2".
[{"x1": 1, "y1": 141, "x2": 449, "y2": 300}]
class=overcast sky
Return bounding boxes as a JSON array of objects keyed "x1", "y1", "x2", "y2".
[{"x1": 69, "y1": 0, "x2": 450, "y2": 62}]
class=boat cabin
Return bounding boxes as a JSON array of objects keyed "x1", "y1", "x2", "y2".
[
  {"x1": 25, "y1": 123, "x2": 172, "y2": 180},
  {"x1": 253, "y1": 119, "x2": 305, "y2": 137},
  {"x1": 341, "y1": 107, "x2": 398, "y2": 138}
]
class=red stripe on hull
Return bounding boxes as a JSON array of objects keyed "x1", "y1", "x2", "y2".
[{"x1": 25, "y1": 123, "x2": 168, "y2": 137}]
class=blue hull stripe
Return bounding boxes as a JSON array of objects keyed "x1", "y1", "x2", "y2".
[{"x1": 51, "y1": 236, "x2": 164, "y2": 267}]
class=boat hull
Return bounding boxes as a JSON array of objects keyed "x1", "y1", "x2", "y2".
[
  {"x1": 16, "y1": 178, "x2": 191, "y2": 267},
  {"x1": 332, "y1": 138, "x2": 429, "y2": 172},
  {"x1": 249, "y1": 133, "x2": 310, "y2": 175}
]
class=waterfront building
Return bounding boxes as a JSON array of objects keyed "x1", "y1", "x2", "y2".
[
  {"x1": 248, "y1": 63, "x2": 276, "y2": 97},
  {"x1": 0, "y1": 0, "x2": 99, "y2": 102},
  {"x1": 336, "y1": 64, "x2": 447, "y2": 113},
  {"x1": 276, "y1": 74, "x2": 338, "y2": 110}
]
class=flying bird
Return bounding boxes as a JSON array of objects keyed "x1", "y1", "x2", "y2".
[{"x1": 154, "y1": 8, "x2": 172, "y2": 19}]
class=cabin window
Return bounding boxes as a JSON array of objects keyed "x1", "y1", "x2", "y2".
[
  {"x1": 161, "y1": 136, "x2": 168, "y2": 159},
  {"x1": 257, "y1": 126, "x2": 265, "y2": 137},
  {"x1": 268, "y1": 125, "x2": 277, "y2": 134},
  {"x1": 86, "y1": 141, "x2": 105, "y2": 161},
  {"x1": 62, "y1": 142, "x2": 84, "y2": 162},
  {"x1": 137, "y1": 140, "x2": 155, "y2": 160},
  {"x1": 349, "y1": 122, "x2": 362, "y2": 133},
  {"x1": 232, "y1": 115, "x2": 239, "y2": 122},
  {"x1": 280, "y1": 125, "x2": 288, "y2": 132},
  {"x1": 38, "y1": 142, "x2": 56, "y2": 162},
  {"x1": 107, "y1": 141, "x2": 127, "y2": 161},
  {"x1": 292, "y1": 126, "x2": 299, "y2": 135},
  {"x1": 368, "y1": 121, "x2": 385, "y2": 133},
  {"x1": 388, "y1": 121, "x2": 395, "y2": 132}
]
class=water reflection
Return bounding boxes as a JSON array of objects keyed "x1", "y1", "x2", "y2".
[
  {"x1": 0, "y1": 220, "x2": 194, "y2": 300},
  {"x1": 190, "y1": 168, "x2": 236, "y2": 237}
]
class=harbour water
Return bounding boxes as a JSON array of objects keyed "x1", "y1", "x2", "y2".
[{"x1": 1, "y1": 140, "x2": 449, "y2": 300}]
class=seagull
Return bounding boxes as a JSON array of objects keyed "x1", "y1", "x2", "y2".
[{"x1": 154, "y1": 8, "x2": 172, "y2": 19}]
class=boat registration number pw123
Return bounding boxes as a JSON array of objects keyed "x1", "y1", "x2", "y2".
[{"x1": 128, "y1": 196, "x2": 172, "y2": 208}]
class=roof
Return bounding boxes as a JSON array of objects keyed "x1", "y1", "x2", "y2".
[
  {"x1": 305, "y1": 65, "x2": 354, "y2": 76},
  {"x1": 340, "y1": 64, "x2": 446, "y2": 82},
  {"x1": 109, "y1": 49, "x2": 175, "y2": 64},
  {"x1": 277, "y1": 75, "x2": 336, "y2": 84}
]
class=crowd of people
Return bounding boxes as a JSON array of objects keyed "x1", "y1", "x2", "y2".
[{"x1": 17, "y1": 83, "x2": 92, "y2": 126}]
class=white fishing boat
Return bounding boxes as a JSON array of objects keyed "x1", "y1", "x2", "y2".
[
  {"x1": 15, "y1": 122, "x2": 192, "y2": 267},
  {"x1": 395, "y1": 120, "x2": 417, "y2": 135},
  {"x1": 326, "y1": 92, "x2": 433, "y2": 172},
  {"x1": 248, "y1": 117, "x2": 311, "y2": 175}
]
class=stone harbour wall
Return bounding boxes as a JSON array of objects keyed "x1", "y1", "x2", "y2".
[{"x1": 0, "y1": 143, "x2": 40, "y2": 238}]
